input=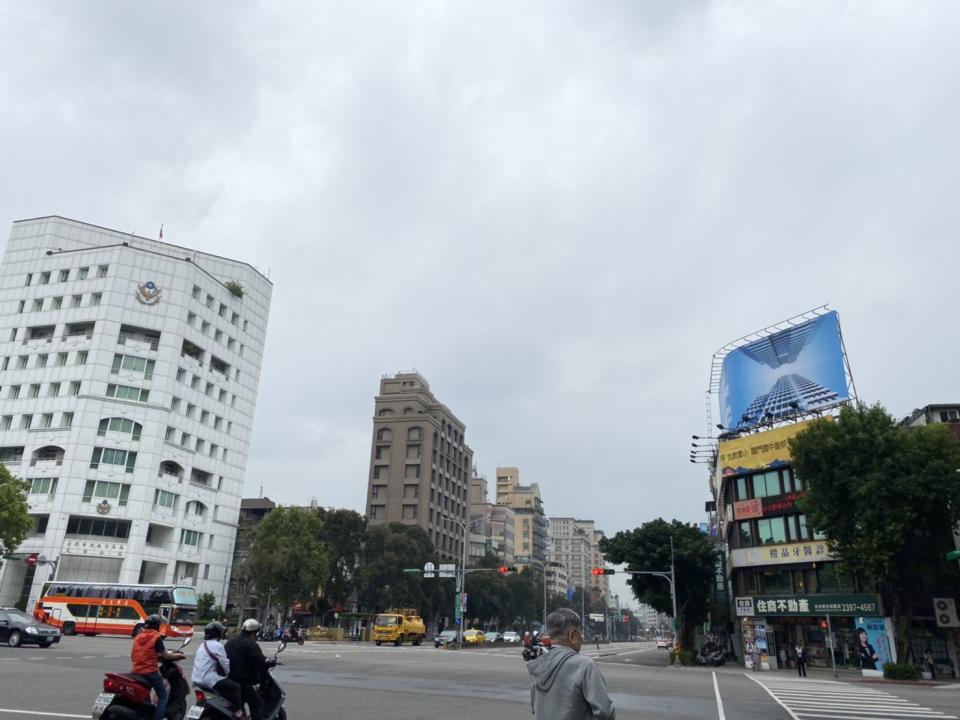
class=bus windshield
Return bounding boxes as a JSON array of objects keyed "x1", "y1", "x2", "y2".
[{"x1": 172, "y1": 587, "x2": 198, "y2": 606}]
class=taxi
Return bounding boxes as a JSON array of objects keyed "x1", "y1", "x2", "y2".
[{"x1": 463, "y1": 629, "x2": 486, "y2": 644}]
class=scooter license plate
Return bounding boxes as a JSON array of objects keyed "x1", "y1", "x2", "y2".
[
  {"x1": 185, "y1": 705, "x2": 205, "y2": 720},
  {"x1": 92, "y1": 693, "x2": 115, "y2": 718}
]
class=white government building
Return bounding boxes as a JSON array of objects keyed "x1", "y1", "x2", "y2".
[{"x1": 0, "y1": 216, "x2": 272, "y2": 610}]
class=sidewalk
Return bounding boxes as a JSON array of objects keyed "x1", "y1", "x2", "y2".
[{"x1": 753, "y1": 662, "x2": 960, "y2": 687}]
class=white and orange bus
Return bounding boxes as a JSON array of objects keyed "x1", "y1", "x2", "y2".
[{"x1": 34, "y1": 582, "x2": 198, "y2": 638}]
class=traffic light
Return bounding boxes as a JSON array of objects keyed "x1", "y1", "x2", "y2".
[
  {"x1": 497, "y1": 566, "x2": 516, "y2": 575},
  {"x1": 24, "y1": 553, "x2": 38, "y2": 568},
  {"x1": 591, "y1": 567, "x2": 615, "y2": 576},
  {"x1": 818, "y1": 619, "x2": 828, "y2": 631}
]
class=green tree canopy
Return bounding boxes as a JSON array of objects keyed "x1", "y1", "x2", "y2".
[
  {"x1": 316, "y1": 508, "x2": 367, "y2": 610},
  {"x1": 791, "y1": 404, "x2": 960, "y2": 657},
  {"x1": 248, "y1": 506, "x2": 331, "y2": 612},
  {"x1": 600, "y1": 518, "x2": 718, "y2": 648},
  {"x1": 357, "y1": 523, "x2": 435, "y2": 613},
  {"x1": 0, "y1": 465, "x2": 31, "y2": 556}
]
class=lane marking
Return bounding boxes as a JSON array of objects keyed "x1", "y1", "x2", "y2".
[
  {"x1": 0, "y1": 710, "x2": 89, "y2": 719},
  {"x1": 746, "y1": 674, "x2": 800, "y2": 720},
  {"x1": 713, "y1": 671, "x2": 726, "y2": 720}
]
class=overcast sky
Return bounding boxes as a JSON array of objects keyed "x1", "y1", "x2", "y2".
[{"x1": 2, "y1": 2, "x2": 958, "y2": 603}]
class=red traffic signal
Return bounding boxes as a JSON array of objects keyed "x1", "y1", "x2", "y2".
[
  {"x1": 24, "y1": 553, "x2": 39, "y2": 568},
  {"x1": 819, "y1": 620, "x2": 829, "y2": 631},
  {"x1": 591, "y1": 567, "x2": 614, "y2": 576},
  {"x1": 497, "y1": 566, "x2": 515, "y2": 575}
]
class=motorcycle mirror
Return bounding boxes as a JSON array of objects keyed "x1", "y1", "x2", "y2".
[
  {"x1": 277, "y1": 641, "x2": 287, "y2": 654},
  {"x1": 180, "y1": 636, "x2": 193, "y2": 650}
]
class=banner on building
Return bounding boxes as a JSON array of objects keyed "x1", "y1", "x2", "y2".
[
  {"x1": 854, "y1": 616, "x2": 896, "y2": 672},
  {"x1": 720, "y1": 311, "x2": 848, "y2": 432},
  {"x1": 729, "y1": 540, "x2": 832, "y2": 568},
  {"x1": 735, "y1": 593, "x2": 880, "y2": 617},
  {"x1": 718, "y1": 421, "x2": 817, "y2": 477}
]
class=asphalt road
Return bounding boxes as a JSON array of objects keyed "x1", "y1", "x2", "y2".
[{"x1": 0, "y1": 636, "x2": 956, "y2": 720}]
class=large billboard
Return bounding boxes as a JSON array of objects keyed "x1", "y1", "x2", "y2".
[{"x1": 720, "y1": 311, "x2": 848, "y2": 430}]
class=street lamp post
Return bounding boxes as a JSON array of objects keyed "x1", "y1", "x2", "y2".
[{"x1": 444, "y1": 513, "x2": 488, "y2": 649}]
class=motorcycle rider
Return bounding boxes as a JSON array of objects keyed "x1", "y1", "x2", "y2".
[
  {"x1": 192, "y1": 621, "x2": 243, "y2": 719},
  {"x1": 130, "y1": 614, "x2": 186, "y2": 720},
  {"x1": 225, "y1": 619, "x2": 273, "y2": 720}
]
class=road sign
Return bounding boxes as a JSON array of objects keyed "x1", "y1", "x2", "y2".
[
  {"x1": 423, "y1": 561, "x2": 436, "y2": 578},
  {"x1": 439, "y1": 563, "x2": 456, "y2": 579},
  {"x1": 588, "y1": 613, "x2": 605, "y2": 622}
]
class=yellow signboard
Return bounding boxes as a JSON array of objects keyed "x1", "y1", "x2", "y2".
[{"x1": 718, "y1": 421, "x2": 818, "y2": 476}]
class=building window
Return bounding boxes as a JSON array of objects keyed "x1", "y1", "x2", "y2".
[
  {"x1": 69, "y1": 381, "x2": 80, "y2": 396},
  {"x1": 58, "y1": 269, "x2": 70, "y2": 282},
  {"x1": 737, "y1": 521, "x2": 753, "y2": 547},
  {"x1": 78, "y1": 267, "x2": 89, "y2": 280},
  {"x1": 756, "y1": 517, "x2": 787, "y2": 545},
  {"x1": 39, "y1": 413, "x2": 53, "y2": 428},
  {"x1": 185, "y1": 500, "x2": 207, "y2": 517},
  {"x1": 98, "y1": 417, "x2": 143, "y2": 441},
  {"x1": 751, "y1": 470, "x2": 782, "y2": 499},
  {"x1": 406, "y1": 444, "x2": 421, "y2": 461},
  {"x1": 65, "y1": 516, "x2": 129, "y2": 539},
  {"x1": 39, "y1": 271, "x2": 50, "y2": 285},
  {"x1": 106, "y1": 384, "x2": 149, "y2": 403},
  {"x1": 51, "y1": 297, "x2": 62, "y2": 309},
  {"x1": 369, "y1": 505, "x2": 384, "y2": 520},
  {"x1": 0, "y1": 416, "x2": 11, "y2": 430},
  {"x1": 56, "y1": 352, "x2": 68, "y2": 366},
  {"x1": 29, "y1": 477, "x2": 58, "y2": 496},
  {"x1": 21, "y1": 414, "x2": 33, "y2": 429},
  {"x1": 371, "y1": 484, "x2": 386, "y2": 499},
  {"x1": 376, "y1": 428, "x2": 392, "y2": 442},
  {"x1": 71, "y1": 294, "x2": 82, "y2": 307},
  {"x1": 407, "y1": 427, "x2": 423, "y2": 441},
  {"x1": 404, "y1": 464, "x2": 421, "y2": 480},
  {"x1": 60, "y1": 412, "x2": 73, "y2": 428},
  {"x1": 154, "y1": 489, "x2": 178, "y2": 509},
  {"x1": 375, "y1": 445, "x2": 389, "y2": 460},
  {"x1": 192, "y1": 285, "x2": 201, "y2": 299},
  {"x1": 16, "y1": 356, "x2": 27, "y2": 369},
  {"x1": 112, "y1": 354, "x2": 155, "y2": 379},
  {"x1": 91, "y1": 292, "x2": 102, "y2": 306},
  {"x1": 97, "y1": 265, "x2": 109, "y2": 278},
  {"x1": 36, "y1": 354, "x2": 48, "y2": 368},
  {"x1": 83, "y1": 479, "x2": 131, "y2": 506},
  {"x1": 180, "y1": 529, "x2": 202, "y2": 546},
  {"x1": 29, "y1": 384, "x2": 40, "y2": 398},
  {"x1": 25, "y1": 273, "x2": 32, "y2": 286},
  {"x1": 402, "y1": 505, "x2": 418, "y2": 520},
  {"x1": 89, "y1": 447, "x2": 137, "y2": 472}
]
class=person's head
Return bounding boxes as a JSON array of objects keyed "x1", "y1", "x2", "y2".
[
  {"x1": 546, "y1": 608, "x2": 583, "y2": 653},
  {"x1": 144, "y1": 614, "x2": 163, "y2": 631},
  {"x1": 204, "y1": 621, "x2": 226, "y2": 641},
  {"x1": 242, "y1": 618, "x2": 260, "y2": 636},
  {"x1": 856, "y1": 628, "x2": 868, "y2": 644}
]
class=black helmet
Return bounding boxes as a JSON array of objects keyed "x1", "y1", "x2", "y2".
[
  {"x1": 204, "y1": 621, "x2": 226, "y2": 640},
  {"x1": 144, "y1": 614, "x2": 163, "y2": 630}
]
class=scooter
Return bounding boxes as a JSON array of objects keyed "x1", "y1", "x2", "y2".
[
  {"x1": 696, "y1": 644, "x2": 726, "y2": 666},
  {"x1": 93, "y1": 637, "x2": 193, "y2": 720},
  {"x1": 187, "y1": 642, "x2": 288, "y2": 720}
]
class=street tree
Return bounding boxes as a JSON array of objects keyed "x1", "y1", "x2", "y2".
[
  {"x1": 0, "y1": 464, "x2": 31, "y2": 557},
  {"x1": 197, "y1": 592, "x2": 217, "y2": 621},
  {"x1": 315, "y1": 508, "x2": 367, "y2": 612},
  {"x1": 791, "y1": 403, "x2": 960, "y2": 659},
  {"x1": 248, "y1": 506, "x2": 331, "y2": 616},
  {"x1": 357, "y1": 523, "x2": 435, "y2": 612},
  {"x1": 600, "y1": 518, "x2": 718, "y2": 648}
]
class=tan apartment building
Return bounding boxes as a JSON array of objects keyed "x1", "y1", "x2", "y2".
[
  {"x1": 467, "y1": 473, "x2": 515, "y2": 565},
  {"x1": 495, "y1": 467, "x2": 548, "y2": 570},
  {"x1": 365, "y1": 372, "x2": 473, "y2": 562}
]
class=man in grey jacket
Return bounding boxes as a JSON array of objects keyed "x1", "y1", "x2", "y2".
[{"x1": 528, "y1": 608, "x2": 616, "y2": 720}]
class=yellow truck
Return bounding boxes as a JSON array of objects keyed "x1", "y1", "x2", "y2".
[{"x1": 372, "y1": 608, "x2": 426, "y2": 646}]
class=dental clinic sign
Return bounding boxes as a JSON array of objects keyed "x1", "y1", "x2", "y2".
[
  {"x1": 729, "y1": 540, "x2": 832, "y2": 568},
  {"x1": 735, "y1": 594, "x2": 880, "y2": 617}
]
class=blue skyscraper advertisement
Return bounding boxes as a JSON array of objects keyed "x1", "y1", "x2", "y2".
[{"x1": 720, "y1": 312, "x2": 848, "y2": 430}]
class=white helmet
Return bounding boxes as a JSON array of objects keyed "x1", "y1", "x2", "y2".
[{"x1": 242, "y1": 618, "x2": 260, "y2": 632}]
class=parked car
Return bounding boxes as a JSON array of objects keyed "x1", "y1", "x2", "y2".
[
  {"x1": 433, "y1": 630, "x2": 458, "y2": 648},
  {"x1": 484, "y1": 631, "x2": 502, "y2": 643},
  {"x1": 463, "y1": 629, "x2": 485, "y2": 645},
  {"x1": 502, "y1": 631, "x2": 520, "y2": 644},
  {"x1": 656, "y1": 637, "x2": 671, "y2": 649},
  {"x1": 0, "y1": 607, "x2": 61, "y2": 648}
]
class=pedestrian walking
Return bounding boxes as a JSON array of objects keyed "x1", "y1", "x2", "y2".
[
  {"x1": 795, "y1": 643, "x2": 807, "y2": 677},
  {"x1": 527, "y1": 608, "x2": 615, "y2": 720},
  {"x1": 924, "y1": 648, "x2": 936, "y2": 679}
]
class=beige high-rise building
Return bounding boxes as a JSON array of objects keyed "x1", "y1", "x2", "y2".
[
  {"x1": 365, "y1": 372, "x2": 473, "y2": 562},
  {"x1": 495, "y1": 467, "x2": 547, "y2": 569},
  {"x1": 549, "y1": 518, "x2": 608, "y2": 605}
]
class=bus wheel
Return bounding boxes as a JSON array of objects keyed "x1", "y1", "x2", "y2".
[
  {"x1": 62, "y1": 622, "x2": 76, "y2": 636},
  {"x1": 131, "y1": 624, "x2": 143, "y2": 637}
]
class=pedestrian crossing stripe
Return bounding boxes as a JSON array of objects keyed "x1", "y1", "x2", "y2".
[{"x1": 747, "y1": 676, "x2": 958, "y2": 720}]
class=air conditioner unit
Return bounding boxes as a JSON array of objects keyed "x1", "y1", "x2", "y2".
[{"x1": 933, "y1": 597, "x2": 959, "y2": 628}]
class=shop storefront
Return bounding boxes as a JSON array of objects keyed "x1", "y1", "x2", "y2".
[{"x1": 735, "y1": 593, "x2": 887, "y2": 671}]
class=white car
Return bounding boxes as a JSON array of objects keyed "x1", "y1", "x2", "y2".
[
  {"x1": 502, "y1": 631, "x2": 520, "y2": 644},
  {"x1": 656, "y1": 638, "x2": 671, "y2": 649}
]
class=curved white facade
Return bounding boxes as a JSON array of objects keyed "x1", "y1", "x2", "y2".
[{"x1": 0, "y1": 216, "x2": 271, "y2": 610}]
